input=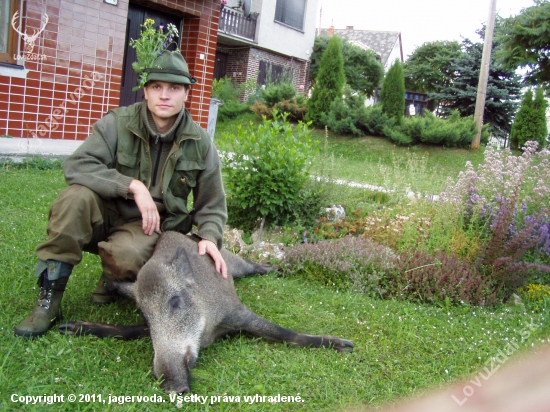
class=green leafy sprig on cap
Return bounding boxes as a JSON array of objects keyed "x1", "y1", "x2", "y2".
[{"x1": 129, "y1": 19, "x2": 180, "y2": 91}]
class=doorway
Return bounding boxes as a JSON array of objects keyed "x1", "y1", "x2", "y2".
[{"x1": 214, "y1": 51, "x2": 228, "y2": 81}]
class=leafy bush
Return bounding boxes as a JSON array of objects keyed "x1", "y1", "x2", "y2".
[
  {"x1": 216, "y1": 100, "x2": 251, "y2": 121},
  {"x1": 223, "y1": 111, "x2": 317, "y2": 227},
  {"x1": 211, "y1": 77, "x2": 250, "y2": 121},
  {"x1": 274, "y1": 96, "x2": 307, "y2": 121},
  {"x1": 261, "y1": 82, "x2": 296, "y2": 107},
  {"x1": 250, "y1": 82, "x2": 307, "y2": 121},
  {"x1": 251, "y1": 97, "x2": 307, "y2": 121}
]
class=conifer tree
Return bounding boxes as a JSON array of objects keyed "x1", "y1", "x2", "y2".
[
  {"x1": 306, "y1": 36, "x2": 345, "y2": 126},
  {"x1": 430, "y1": 35, "x2": 521, "y2": 139},
  {"x1": 511, "y1": 88, "x2": 548, "y2": 151},
  {"x1": 310, "y1": 36, "x2": 383, "y2": 97},
  {"x1": 380, "y1": 59, "x2": 405, "y2": 123},
  {"x1": 496, "y1": 1, "x2": 550, "y2": 87}
]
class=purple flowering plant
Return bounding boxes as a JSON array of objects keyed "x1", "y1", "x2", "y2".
[
  {"x1": 440, "y1": 141, "x2": 550, "y2": 291},
  {"x1": 282, "y1": 140, "x2": 550, "y2": 305}
]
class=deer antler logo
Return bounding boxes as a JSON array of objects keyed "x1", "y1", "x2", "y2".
[{"x1": 11, "y1": 11, "x2": 49, "y2": 54}]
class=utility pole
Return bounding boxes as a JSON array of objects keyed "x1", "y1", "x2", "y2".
[{"x1": 471, "y1": 0, "x2": 497, "y2": 150}]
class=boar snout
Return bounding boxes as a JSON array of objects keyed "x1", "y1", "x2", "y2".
[{"x1": 154, "y1": 347, "x2": 197, "y2": 394}]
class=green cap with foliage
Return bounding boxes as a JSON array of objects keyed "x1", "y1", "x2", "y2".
[{"x1": 144, "y1": 51, "x2": 198, "y2": 85}]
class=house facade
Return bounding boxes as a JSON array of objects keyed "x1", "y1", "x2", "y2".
[
  {"x1": 0, "y1": 0, "x2": 222, "y2": 141},
  {"x1": 319, "y1": 26, "x2": 403, "y2": 71},
  {"x1": 215, "y1": 0, "x2": 319, "y2": 98}
]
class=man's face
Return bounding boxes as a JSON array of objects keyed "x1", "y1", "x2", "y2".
[{"x1": 143, "y1": 81, "x2": 190, "y2": 122}]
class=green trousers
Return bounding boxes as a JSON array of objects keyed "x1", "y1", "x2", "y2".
[{"x1": 35, "y1": 184, "x2": 159, "y2": 282}]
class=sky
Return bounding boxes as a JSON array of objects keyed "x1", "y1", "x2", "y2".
[{"x1": 316, "y1": 0, "x2": 537, "y2": 59}]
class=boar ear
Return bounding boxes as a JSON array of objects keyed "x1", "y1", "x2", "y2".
[{"x1": 114, "y1": 281, "x2": 137, "y2": 301}]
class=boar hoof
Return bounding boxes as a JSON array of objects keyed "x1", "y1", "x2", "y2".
[
  {"x1": 333, "y1": 338, "x2": 354, "y2": 353},
  {"x1": 58, "y1": 321, "x2": 85, "y2": 336}
]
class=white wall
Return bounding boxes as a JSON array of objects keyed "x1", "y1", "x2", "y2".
[
  {"x1": 256, "y1": 0, "x2": 319, "y2": 61},
  {"x1": 385, "y1": 37, "x2": 403, "y2": 70}
]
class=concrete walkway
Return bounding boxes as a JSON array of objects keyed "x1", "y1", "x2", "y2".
[{"x1": 0, "y1": 137, "x2": 82, "y2": 162}]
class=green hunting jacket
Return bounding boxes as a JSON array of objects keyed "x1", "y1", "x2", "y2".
[{"x1": 63, "y1": 101, "x2": 227, "y2": 249}]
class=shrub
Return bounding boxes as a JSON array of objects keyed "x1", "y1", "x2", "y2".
[
  {"x1": 251, "y1": 96, "x2": 307, "y2": 121},
  {"x1": 362, "y1": 104, "x2": 395, "y2": 136},
  {"x1": 283, "y1": 235, "x2": 398, "y2": 297},
  {"x1": 391, "y1": 249, "x2": 498, "y2": 306},
  {"x1": 510, "y1": 88, "x2": 548, "y2": 151},
  {"x1": 384, "y1": 125, "x2": 413, "y2": 146},
  {"x1": 261, "y1": 82, "x2": 296, "y2": 107},
  {"x1": 216, "y1": 100, "x2": 251, "y2": 121},
  {"x1": 306, "y1": 36, "x2": 346, "y2": 126},
  {"x1": 212, "y1": 77, "x2": 250, "y2": 121},
  {"x1": 275, "y1": 98, "x2": 307, "y2": 121},
  {"x1": 441, "y1": 141, "x2": 550, "y2": 215},
  {"x1": 441, "y1": 142, "x2": 550, "y2": 295},
  {"x1": 223, "y1": 111, "x2": 317, "y2": 227},
  {"x1": 283, "y1": 233, "x2": 497, "y2": 306},
  {"x1": 385, "y1": 111, "x2": 488, "y2": 147},
  {"x1": 251, "y1": 82, "x2": 307, "y2": 121},
  {"x1": 380, "y1": 59, "x2": 405, "y2": 123},
  {"x1": 324, "y1": 87, "x2": 369, "y2": 136},
  {"x1": 519, "y1": 283, "x2": 550, "y2": 311},
  {"x1": 324, "y1": 97, "x2": 398, "y2": 138}
]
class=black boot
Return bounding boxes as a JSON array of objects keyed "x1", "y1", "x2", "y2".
[{"x1": 14, "y1": 275, "x2": 69, "y2": 339}]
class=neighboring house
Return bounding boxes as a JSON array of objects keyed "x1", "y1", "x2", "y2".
[
  {"x1": 0, "y1": 0, "x2": 223, "y2": 140},
  {"x1": 215, "y1": 0, "x2": 319, "y2": 98},
  {"x1": 318, "y1": 25, "x2": 429, "y2": 114},
  {"x1": 319, "y1": 26, "x2": 403, "y2": 71}
]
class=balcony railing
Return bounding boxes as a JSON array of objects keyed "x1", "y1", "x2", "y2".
[{"x1": 219, "y1": 6, "x2": 257, "y2": 41}]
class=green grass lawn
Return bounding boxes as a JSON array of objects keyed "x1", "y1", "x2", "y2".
[
  {"x1": 1, "y1": 162, "x2": 549, "y2": 411},
  {"x1": 216, "y1": 114, "x2": 487, "y2": 196}
]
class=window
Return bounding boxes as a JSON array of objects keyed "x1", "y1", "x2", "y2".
[
  {"x1": 257, "y1": 61, "x2": 286, "y2": 86},
  {"x1": 274, "y1": 0, "x2": 306, "y2": 31},
  {"x1": 0, "y1": 0, "x2": 21, "y2": 64}
]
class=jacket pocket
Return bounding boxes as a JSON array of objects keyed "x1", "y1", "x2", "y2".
[
  {"x1": 168, "y1": 159, "x2": 204, "y2": 199},
  {"x1": 116, "y1": 152, "x2": 140, "y2": 179}
]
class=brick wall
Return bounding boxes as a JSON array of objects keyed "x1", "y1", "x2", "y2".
[
  {"x1": 0, "y1": 0, "x2": 219, "y2": 140},
  {"x1": 217, "y1": 45, "x2": 310, "y2": 101}
]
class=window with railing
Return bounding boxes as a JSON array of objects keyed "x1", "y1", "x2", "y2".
[{"x1": 274, "y1": 0, "x2": 306, "y2": 31}]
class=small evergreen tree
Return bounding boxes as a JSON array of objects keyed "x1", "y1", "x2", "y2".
[
  {"x1": 306, "y1": 36, "x2": 345, "y2": 126},
  {"x1": 511, "y1": 88, "x2": 548, "y2": 151},
  {"x1": 380, "y1": 59, "x2": 405, "y2": 123},
  {"x1": 310, "y1": 36, "x2": 383, "y2": 97},
  {"x1": 533, "y1": 87, "x2": 549, "y2": 149}
]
